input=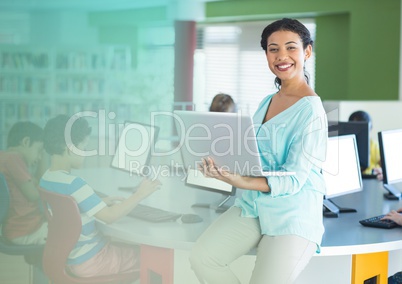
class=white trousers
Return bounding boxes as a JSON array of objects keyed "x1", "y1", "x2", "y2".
[{"x1": 189, "y1": 207, "x2": 316, "y2": 284}]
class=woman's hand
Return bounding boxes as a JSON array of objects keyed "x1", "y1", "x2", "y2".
[
  {"x1": 381, "y1": 208, "x2": 402, "y2": 226},
  {"x1": 198, "y1": 157, "x2": 239, "y2": 185},
  {"x1": 198, "y1": 157, "x2": 270, "y2": 192}
]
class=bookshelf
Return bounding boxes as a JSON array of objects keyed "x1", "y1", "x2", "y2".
[{"x1": 0, "y1": 45, "x2": 131, "y2": 149}]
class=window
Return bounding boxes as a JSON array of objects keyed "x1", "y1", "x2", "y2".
[{"x1": 194, "y1": 20, "x2": 316, "y2": 115}]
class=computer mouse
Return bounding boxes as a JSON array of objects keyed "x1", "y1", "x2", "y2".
[{"x1": 180, "y1": 214, "x2": 203, "y2": 224}]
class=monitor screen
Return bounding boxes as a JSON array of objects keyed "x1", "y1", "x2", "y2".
[
  {"x1": 378, "y1": 128, "x2": 402, "y2": 185},
  {"x1": 111, "y1": 121, "x2": 159, "y2": 176},
  {"x1": 328, "y1": 121, "x2": 370, "y2": 169},
  {"x1": 322, "y1": 135, "x2": 363, "y2": 199}
]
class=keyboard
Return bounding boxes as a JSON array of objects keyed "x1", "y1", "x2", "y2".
[
  {"x1": 127, "y1": 204, "x2": 182, "y2": 223},
  {"x1": 359, "y1": 214, "x2": 399, "y2": 229},
  {"x1": 95, "y1": 191, "x2": 181, "y2": 222},
  {"x1": 361, "y1": 174, "x2": 378, "y2": 179}
]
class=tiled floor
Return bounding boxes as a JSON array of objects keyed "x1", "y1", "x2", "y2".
[
  {"x1": 0, "y1": 252, "x2": 141, "y2": 284},
  {"x1": 0, "y1": 253, "x2": 31, "y2": 284}
]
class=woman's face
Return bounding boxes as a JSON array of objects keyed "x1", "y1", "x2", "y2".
[{"x1": 265, "y1": 30, "x2": 312, "y2": 84}]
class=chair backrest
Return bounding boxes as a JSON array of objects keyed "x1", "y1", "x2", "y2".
[
  {"x1": 0, "y1": 172, "x2": 10, "y2": 225},
  {"x1": 39, "y1": 188, "x2": 83, "y2": 283},
  {"x1": 39, "y1": 188, "x2": 136, "y2": 284}
]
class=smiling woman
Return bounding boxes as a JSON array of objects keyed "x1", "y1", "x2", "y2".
[
  {"x1": 193, "y1": 19, "x2": 316, "y2": 115},
  {"x1": 189, "y1": 18, "x2": 327, "y2": 284}
]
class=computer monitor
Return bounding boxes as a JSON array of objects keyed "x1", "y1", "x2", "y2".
[
  {"x1": 378, "y1": 128, "x2": 402, "y2": 200},
  {"x1": 328, "y1": 121, "x2": 370, "y2": 170},
  {"x1": 322, "y1": 135, "x2": 363, "y2": 217},
  {"x1": 111, "y1": 121, "x2": 159, "y2": 176},
  {"x1": 185, "y1": 168, "x2": 236, "y2": 212}
]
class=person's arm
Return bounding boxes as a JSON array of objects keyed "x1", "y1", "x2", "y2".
[
  {"x1": 266, "y1": 113, "x2": 327, "y2": 197},
  {"x1": 199, "y1": 157, "x2": 270, "y2": 192},
  {"x1": 101, "y1": 196, "x2": 125, "y2": 206},
  {"x1": 33, "y1": 150, "x2": 48, "y2": 184},
  {"x1": 381, "y1": 208, "x2": 402, "y2": 225},
  {"x1": 373, "y1": 167, "x2": 383, "y2": 181},
  {"x1": 18, "y1": 180, "x2": 40, "y2": 202},
  {"x1": 8, "y1": 155, "x2": 41, "y2": 202},
  {"x1": 19, "y1": 151, "x2": 48, "y2": 202},
  {"x1": 94, "y1": 178, "x2": 161, "y2": 224}
]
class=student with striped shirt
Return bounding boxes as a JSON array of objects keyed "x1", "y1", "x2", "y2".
[{"x1": 40, "y1": 114, "x2": 161, "y2": 278}]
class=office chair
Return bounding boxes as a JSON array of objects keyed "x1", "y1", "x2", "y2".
[
  {"x1": 0, "y1": 172, "x2": 45, "y2": 283},
  {"x1": 38, "y1": 188, "x2": 139, "y2": 284}
]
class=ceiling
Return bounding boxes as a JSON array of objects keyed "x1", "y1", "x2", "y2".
[{"x1": 0, "y1": 0, "x2": 223, "y2": 12}]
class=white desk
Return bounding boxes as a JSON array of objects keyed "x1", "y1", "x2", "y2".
[
  {"x1": 75, "y1": 168, "x2": 402, "y2": 284},
  {"x1": 75, "y1": 167, "x2": 236, "y2": 284},
  {"x1": 75, "y1": 168, "x2": 228, "y2": 249},
  {"x1": 321, "y1": 179, "x2": 402, "y2": 255},
  {"x1": 304, "y1": 179, "x2": 402, "y2": 283}
]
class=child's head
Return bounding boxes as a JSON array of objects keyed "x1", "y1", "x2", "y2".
[
  {"x1": 44, "y1": 114, "x2": 92, "y2": 168},
  {"x1": 348, "y1": 110, "x2": 373, "y2": 130},
  {"x1": 209, "y1": 93, "x2": 236, "y2": 113},
  {"x1": 7, "y1": 121, "x2": 44, "y2": 167}
]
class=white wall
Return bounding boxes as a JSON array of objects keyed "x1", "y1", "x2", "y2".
[{"x1": 323, "y1": 101, "x2": 402, "y2": 142}]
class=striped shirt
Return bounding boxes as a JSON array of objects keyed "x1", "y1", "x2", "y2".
[{"x1": 40, "y1": 170, "x2": 107, "y2": 265}]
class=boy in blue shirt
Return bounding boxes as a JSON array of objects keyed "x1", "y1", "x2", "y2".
[{"x1": 40, "y1": 114, "x2": 160, "y2": 278}]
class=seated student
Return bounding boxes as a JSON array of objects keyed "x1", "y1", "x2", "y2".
[
  {"x1": 381, "y1": 209, "x2": 402, "y2": 284},
  {"x1": 40, "y1": 114, "x2": 161, "y2": 278},
  {"x1": 209, "y1": 93, "x2": 236, "y2": 113},
  {"x1": 389, "y1": 272, "x2": 402, "y2": 284},
  {"x1": 0, "y1": 121, "x2": 47, "y2": 245},
  {"x1": 348, "y1": 110, "x2": 382, "y2": 179}
]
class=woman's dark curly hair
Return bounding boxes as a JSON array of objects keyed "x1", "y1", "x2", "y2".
[{"x1": 260, "y1": 18, "x2": 313, "y2": 88}]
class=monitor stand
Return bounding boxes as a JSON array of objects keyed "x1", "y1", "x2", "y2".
[
  {"x1": 383, "y1": 184, "x2": 401, "y2": 200},
  {"x1": 192, "y1": 195, "x2": 232, "y2": 213},
  {"x1": 323, "y1": 199, "x2": 357, "y2": 218}
]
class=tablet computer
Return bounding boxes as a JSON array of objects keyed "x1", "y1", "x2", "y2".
[{"x1": 173, "y1": 110, "x2": 294, "y2": 177}]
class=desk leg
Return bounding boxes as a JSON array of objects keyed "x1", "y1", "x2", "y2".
[
  {"x1": 140, "y1": 245, "x2": 174, "y2": 284},
  {"x1": 351, "y1": 251, "x2": 388, "y2": 284}
]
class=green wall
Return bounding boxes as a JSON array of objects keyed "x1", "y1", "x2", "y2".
[
  {"x1": 205, "y1": 0, "x2": 401, "y2": 101},
  {"x1": 315, "y1": 14, "x2": 349, "y2": 101}
]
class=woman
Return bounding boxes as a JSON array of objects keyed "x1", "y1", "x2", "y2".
[{"x1": 189, "y1": 18, "x2": 328, "y2": 284}]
